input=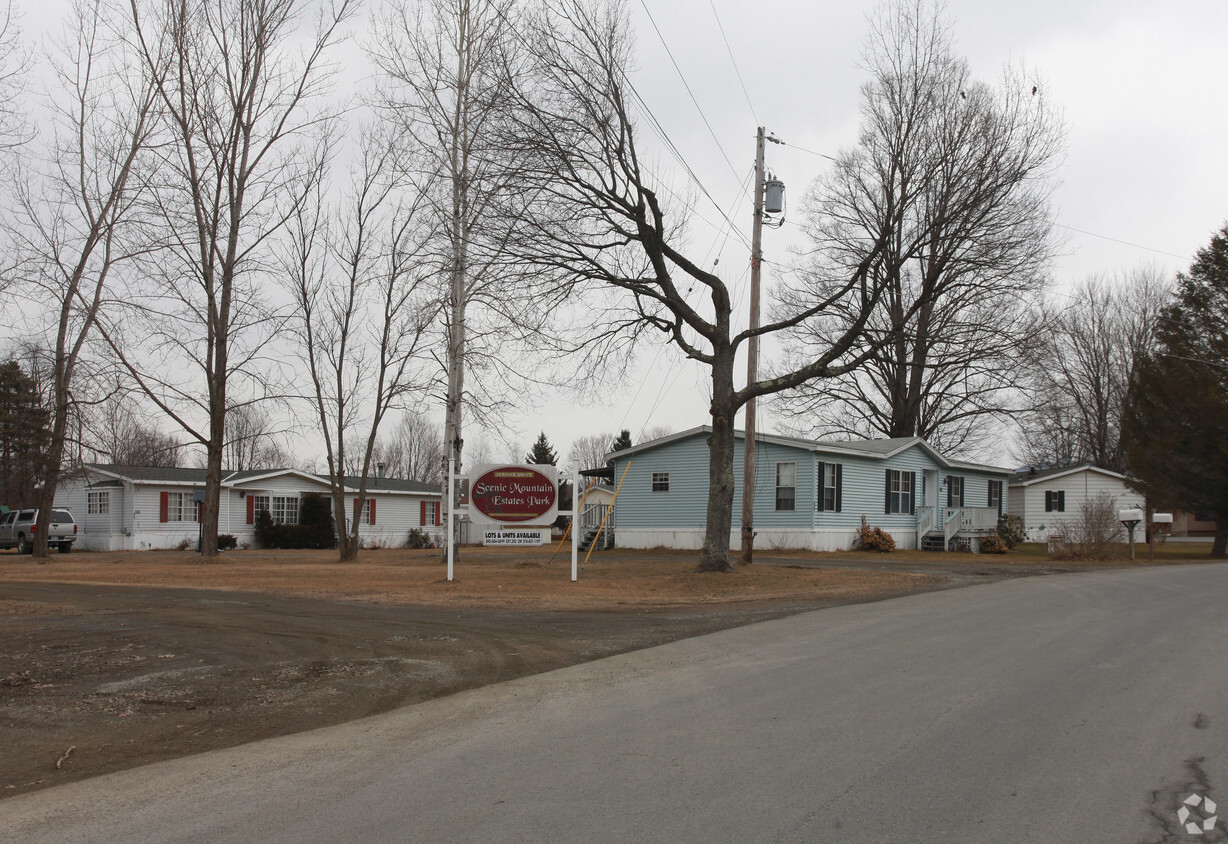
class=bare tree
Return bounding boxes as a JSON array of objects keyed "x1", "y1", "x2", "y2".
[
  {"x1": 0, "y1": 0, "x2": 32, "y2": 169},
  {"x1": 84, "y1": 394, "x2": 183, "y2": 467},
  {"x1": 99, "y1": 0, "x2": 358, "y2": 556},
  {"x1": 371, "y1": 411, "x2": 444, "y2": 485},
  {"x1": 774, "y1": 0, "x2": 1062, "y2": 457},
  {"x1": 223, "y1": 403, "x2": 292, "y2": 472},
  {"x1": 498, "y1": 0, "x2": 968, "y2": 571},
  {"x1": 567, "y1": 432, "x2": 614, "y2": 474},
  {"x1": 10, "y1": 0, "x2": 158, "y2": 557},
  {"x1": 286, "y1": 126, "x2": 438, "y2": 561},
  {"x1": 370, "y1": 0, "x2": 540, "y2": 541},
  {"x1": 1016, "y1": 267, "x2": 1170, "y2": 471}
]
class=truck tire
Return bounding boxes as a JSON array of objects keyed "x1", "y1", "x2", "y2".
[
  {"x1": 17, "y1": 535, "x2": 29, "y2": 554},
  {"x1": 58, "y1": 543, "x2": 72, "y2": 554}
]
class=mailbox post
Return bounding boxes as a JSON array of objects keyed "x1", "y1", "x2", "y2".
[
  {"x1": 1118, "y1": 508, "x2": 1142, "y2": 560},
  {"x1": 1149, "y1": 512, "x2": 1173, "y2": 562}
]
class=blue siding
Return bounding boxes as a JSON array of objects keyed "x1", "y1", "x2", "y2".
[{"x1": 611, "y1": 431, "x2": 1009, "y2": 544}]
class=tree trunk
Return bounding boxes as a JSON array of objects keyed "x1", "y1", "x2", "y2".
[
  {"x1": 339, "y1": 493, "x2": 359, "y2": 561},
  {"x1": 699, "y1": 352, "x2": 736, "y2": 573},
  {"x1": 33, "y1": 423, "x2": 67, "y2": 562},
  {"x1": 1213, "y1": 517, "x2": 1227, "y2": 558},
  {"x1": 200, "y1": 412, "x2": 224, "y2": 558}
]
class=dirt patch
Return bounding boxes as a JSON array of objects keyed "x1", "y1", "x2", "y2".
[{"x1": 0, "y1": 544, "x2": 1199, "y2": 799}]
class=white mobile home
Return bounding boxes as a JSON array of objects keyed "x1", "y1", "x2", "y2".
[
  {"x1": 55, "y1": 465, "x2": 444, "y2": 551},
  {"x1": 1007, "y1": 464, "x2": 1144, "y2": 542}
]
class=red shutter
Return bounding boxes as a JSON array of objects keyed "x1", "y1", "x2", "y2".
[
  {"x1": 435, "y1": 502, "x2": 441, "y2": 525},
  {"x1": 196, "y1": 502, "x2": 203, "y2": 523},
  {"x1": 420, "y1": 500, "x2": 427, "y2": 525},
  {"x1": 247, "y1": 495, "x2": 255, "y2": 524},
  {"x1": 160, "y1": 491, "x2": 169, "y2": 523},
  {"x1": 368, "y1": 498, "x2": 376, "y2": 525}
]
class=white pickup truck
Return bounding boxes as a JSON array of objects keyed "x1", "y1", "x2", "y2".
[{"x1": 0, "y1": 508, "x2": 78, "y2": 553}]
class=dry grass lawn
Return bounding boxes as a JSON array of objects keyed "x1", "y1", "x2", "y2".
[{"x1": 0, "y1": 545, "x2": 940, "y2": 610}]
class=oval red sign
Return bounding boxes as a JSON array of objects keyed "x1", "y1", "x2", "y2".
[{"x1": 470, "y1": 466, "x2": 557, "y2": 523}]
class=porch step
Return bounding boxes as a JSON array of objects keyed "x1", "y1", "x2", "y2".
[
  {"x1": 578, "y1": 527, "x2": 613, "y2": 552},
  {"x1": 920, "y1": 532, "x2": 948, "y2": 552}
]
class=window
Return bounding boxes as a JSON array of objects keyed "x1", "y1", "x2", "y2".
[
  {"x1": 252, "y1": 495, "x2": 270, "y2": 519},
  {"x1": 88, "y1": 491, "x2": 110, "y2": 515},
  {"x1": 947, "y1": 475, "x2": 964, "y2": 508},
  {"x1": 775, "y1": 462, "x2": 797, "y2": 511},
  {"x1": 360, "y1": 498, "x2": 371, "y2": 524},
  {"x1": 988, "y1": 480, "x2": 1001, "y2": 510},
  {"x1": 164, "y1": 491, "x2": 193, "y2": 522},
  {"x1": 1045, "y1": 490, "x2": 1065, "y2": 512},
  {"x1": 271, "y1": 496, "x2": 299, "y2": 524},
  {"x1": 886, "y1": 470, "x2": 915, "y2": 514},
  {"x1": 420, "y1": 500, "x2": 439, "y2": 526},
  {"x1": 817, "y1": 462, "x2": 841, "y2": 512},
  {"x1": 651, "y1": 472, "x2": 670, "y2": 492}
]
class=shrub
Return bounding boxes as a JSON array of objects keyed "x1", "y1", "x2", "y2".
[
  {"x1": 175, "y1": 538, "x2": 192, "y2": 552},
  {"x1": 855, "y1": 516, "x2": 896, "y2": 552},
  {"x1": 1047, "y1": 493, "x2": 1122, "y2": 561},
  {"x1": 217, "y1": 534, "x2": 238, "y2": 551},
  {"x1": 996, "y1": 514, "x2": 1024, "y2": 549},
  {"x1": 979, "y1": 533, "x2": 1009, "y2": 554},
  {"x1": 406, "y1": 528, "x2": 434, "y2": 549},
  {"x1": 253, "y1": 496, "x2": 337, "y2": 550}
]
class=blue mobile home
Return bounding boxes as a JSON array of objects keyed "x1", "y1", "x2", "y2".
[{"x1": 605, "y1": 427, "x2": 1011, "y2": 552}]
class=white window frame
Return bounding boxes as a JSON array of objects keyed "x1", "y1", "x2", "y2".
[
  {"x1": 166, "y1": 491, "x2": 191, "y2": 522},
  {"x1": 988, "y1": 480, "x2": 1001, "y2": 509},
  {"x1": 271, "y1": 495, "x2": 299, "y2": 525},
  {"x1": 775, "y1": 462, "x2": 797, "y2": 511},
  {"x1": 651, "y1": 472, "x2": 670, "y2": 492},
  {"x1": 88, "y1": 491, "x2": 110, "y2": 515},
  {"x1": 821, "y1": 464, "x2": 838, "y2": 512},
  {"x1": 888, "y1": 470, "x2": 914, "y2": 515}
]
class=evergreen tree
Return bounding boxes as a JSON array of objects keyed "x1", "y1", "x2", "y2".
[
  {"x1": 611, "y1": 429, "x2": 632, "y2": 453},
  {"x1": 525, "y1": 431, "x2": 558, "y2": 465},
  {"x1": 0, "y1": 361, "x2": 51, "y2": 508},
  {"x1": 1122, "y1": 223, "x2": 1228, "y2": 556}
]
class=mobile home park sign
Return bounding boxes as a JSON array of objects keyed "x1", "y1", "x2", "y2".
[{"x1": 468, "y1": 464, "x2": 558, "y2": 527}]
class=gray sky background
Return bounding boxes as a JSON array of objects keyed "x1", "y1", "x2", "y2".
[{"x1": 17, "y1": 0, "x2": 1228, "y2": 471}]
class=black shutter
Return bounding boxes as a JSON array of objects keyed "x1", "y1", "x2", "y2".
[
  {"x1": 885, "y1": 469, "x2": 892, "y2": 514},
  {"x1": 1058, "y1": 491, "x2": 1065, "y2": 512},
  {"x1": 816, "y1": 461, "x2": 826, "y2": 512},
  {"x1": 1044, "y1": 491, "x2": 1052, "y2": 512},
  {"x1": 835, "y1": 464, "x2": 843, "y2": 512},
  {"x1": 910, "y1": 472, "x2": 916, "y2": 515},
  {"x1": 947, "y1": 477, "x2": 953, "y2": 508}
]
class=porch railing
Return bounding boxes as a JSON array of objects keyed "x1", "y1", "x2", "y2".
[
  {"x1": 959, "y1": 507, "x2": 999, "y2": 532},
  {"x1": 916, "y1": 505, "x2": 936, "y2": 548},
  {"x1": 943, "y1": 508, "x2": 962, "y2": 545}
]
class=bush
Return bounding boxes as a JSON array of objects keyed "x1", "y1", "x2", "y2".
[
  {"x1": 253, "y1": 495, "x2": 338, "y2": 550},
  {"x1": 175, "y1": 538, "x2": 192, "y2": 552},
  {"x1": 855, "y1": 516, "x2": 896, "y2": 552},
  {"x1": 406, "y1": 528, "x2": 434, "y2": 549},
  {"x1": 996, "y1": 514, "x2": 1024, "y2": 549},
  {"x1": 979, "y1": 533, "x2": 1009, "y2": 554},
  {"x1": 1048, "y1": 493, "x2": 1122, "y2": 561},
  {"x1": 217, "y1": 534, "x2": 237, "y2": 551}
]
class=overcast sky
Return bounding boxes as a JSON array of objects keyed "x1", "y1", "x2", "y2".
[
  {"x1": 18, "y1": 0, "x2": 1228, "y2": 471},
  {"x1": 518, "y1": 0, "x2": 1227, "y2": 468}
]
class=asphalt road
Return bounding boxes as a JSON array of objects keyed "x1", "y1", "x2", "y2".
[{"x1": 4, "y1": 563, "x2": 1227, "y2": 843}]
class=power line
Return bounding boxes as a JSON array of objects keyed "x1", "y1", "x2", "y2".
[
  {"x1": 1053, "y1": 223, "x2": 1189, "y2": 261},
  {"x1": 638, "y1": 0, "x2": 743, "y2": 187},
  {"x1": 708, "y1": 0, "x2": 758, "y2": 125}
]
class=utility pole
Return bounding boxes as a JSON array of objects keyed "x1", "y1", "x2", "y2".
[{"x1": 741, "y1": 127, "x2": 767, "y2": 564}]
